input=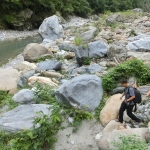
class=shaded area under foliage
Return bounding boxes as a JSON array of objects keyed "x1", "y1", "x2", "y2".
[{"x1": 0, "y1": 0, "x2": 142, "y2": 30}]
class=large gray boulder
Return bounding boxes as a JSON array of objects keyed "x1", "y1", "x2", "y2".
[
  {"x1": 58, "y1": 43, "x2": 75, "y2": 52},
  {"x1": 74, "y1": 40, "x2": 108, "y2": 66},
  {"x1": 106, "y1": 14, "x2": 123, "y2": 25},
  {"x1": 138, "y1": 86, "x2": 150, "y2": 95},
  {"x1": 87, "y1": 63, "x2": 102, "y2": 74},
  {"x1": 0, "y1": 104, "x2": 52, "y2": 132},
  {"x1": 127, "y1": 51, "x2": 150, "y2": 61},
  {"x1": 111, "y1": 87, "x2": 125, "y2": 95},
  {"x1": 78, "y1": 27, "x2": 97, "y2": 41},
  {"x1": 23, "y1": 43, "x2": 48, "y2": 62},
  {"x1": 55, "y1": 75, "x2": 103, "y2": 110},
  {"x1": 39, "y1": 15, "x2": 64, "y2": 40},
  {"x1": 13, "y1": 89, "x2": 36, "y2": 104},
  {"x1": 37, "y1": 60, "x2": 62, "y2": 71},
  {"x1": 71, "y1": 64, "x2": 101, "y2": 76},
  {"x1": 107, "y1": 45, "x2": 127, "y2": 61},
  {"x1": 127, "y1": 36, "x2": 150, "y2": 52}
]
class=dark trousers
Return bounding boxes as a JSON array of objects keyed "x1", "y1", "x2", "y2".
[{"x1": 119, "y1": 101, "x2": 140, "y2": 123}]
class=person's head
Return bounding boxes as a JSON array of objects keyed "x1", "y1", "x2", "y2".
[{"x1": 120, "y1": 78, "x2": 129, "y2": 87}]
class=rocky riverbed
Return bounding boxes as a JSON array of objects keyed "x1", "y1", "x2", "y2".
[
  {"x1": 0, "y1": 10, "x2": 150, "y2": 150},
  {"x1": 0, "y1": 30, "x2": 38, "y2": 42}
]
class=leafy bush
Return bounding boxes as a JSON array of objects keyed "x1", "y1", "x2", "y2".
[
  {"x1": 0, "y1": 0, "x2": 142, "y2": 22},
  {"x1": 103, "y1": 59, "x2": 150, "y2": 91},
  {"x1": 0, "y1": 107, "x2": 61, "y2": 150},
  {"x1": 0, "y1": 91, "x2": 18, "y2": 111},
  {"x1": 0, "y1": 84, "x2": 93, "y2": 149},
  {"x1": 33, "y1": 83, "x2": 93, "y2": 132},
  {"x1": 110, "y1": 134, "x2": 149, "y2": 150}
]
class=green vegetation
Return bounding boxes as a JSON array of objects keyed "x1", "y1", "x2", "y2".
[
  {"x1": 74, "y1": 37, "x2": 83, "y2": 46},
  {"x1": 0, "y1": 91, "x2": 18, "y2": 112},
  {"x1": 0, "y1": 108, "x2": 61, "y2": 150},
  {"x1": 103, "y1": 59, "x2": 150, "y2": 91},
  {"x1": 110, "y1": 134, "x2": 149, "y2": 150},
  {"x1": 129, "y1": 29, "x2": 137, "y2": 37},
  {"x1": 94, "y1": 93, "x2": 108, "y2": 120},
  {"x1": 0, "y1": 0, "x2": 143, "y2": 29},
  {"x1": 34, "y1": 84, "x2": 93, "y2": 133},
  {"x1": 141, "y1": 0, "x2": 150, "y2": 12},
  {"x1": 0, "y1": 84, "x2": 93, "y2": 149},
  {"x1": 36, "y1": 55, "x2": 53, "y2": 63},
  {"x1": 83, "y1": 57, "x2": 91, "y2": 65}
]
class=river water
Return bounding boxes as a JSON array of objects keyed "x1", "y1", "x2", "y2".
[{"x1": 0, "y1": 36, "x2": 42, "y2": 66}]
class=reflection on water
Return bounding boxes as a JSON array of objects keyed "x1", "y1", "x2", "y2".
[{"x1": 0, "y1": 36, "x2": 42, "y2": 66}]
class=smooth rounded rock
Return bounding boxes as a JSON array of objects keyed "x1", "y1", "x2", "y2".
[
  {"x1": 100, "y1": 94, "x2": 123, "y2": 127},
  {"x1": 13, "y1": 89, "x2": 35, "y2": 104},
  {"x1": 0, "y1": 69, "x2": 20, "y2": 92},
  {"x1": 23, "y1": 43, "x2": 48, "y2": 62}
]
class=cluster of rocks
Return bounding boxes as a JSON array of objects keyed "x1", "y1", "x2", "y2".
[{"x1": 0, "y1": 9, "x2": 150, "y2": 149}]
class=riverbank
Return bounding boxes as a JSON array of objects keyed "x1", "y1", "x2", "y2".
[
  {"x1": 0, "y1": 30, "x2": 39, "y2": 42},
  {"x1": 0, "y1": 34, "x2": 42, "y2": 66}
]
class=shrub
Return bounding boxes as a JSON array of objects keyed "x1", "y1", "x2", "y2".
[
  {"x1": 0, "y1": 108, "x2": 61, "y2": 150},
  {"x1": 110, "y1": 134, "x2": 149, "y2": 150},
  {"x1": 0, "y1": 91, "x2": 18, "y2": 111},
  {"x1": 103, "y1": 59, "x2": 150, "y2": 91},
  {"x1": 0, "y1": 84, "x2": 93, "y2": 149}
]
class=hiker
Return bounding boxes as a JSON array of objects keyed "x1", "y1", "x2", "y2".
[
  {"x1": 146, "y1": 91, "x2": 150, "y2": 97},
  {"x1": 115, "y1": 79, "x2": 141, "y2": 124}
]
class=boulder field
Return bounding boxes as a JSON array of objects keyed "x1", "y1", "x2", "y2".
[{"x1": 0, "y1": 10, "x2": 150, "y2": 149}]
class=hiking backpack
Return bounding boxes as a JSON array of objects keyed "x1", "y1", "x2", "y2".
[
  {"x1": 133, "y1": 88, "x2": 142, "y2": 104},
  {"x1": 126, "y1": 87, "x2": 142, "y2": 104}
]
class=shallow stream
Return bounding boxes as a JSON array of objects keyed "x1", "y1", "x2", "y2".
[{"x1": 0, "y1": 36, "x2": 42, "y2": 66}]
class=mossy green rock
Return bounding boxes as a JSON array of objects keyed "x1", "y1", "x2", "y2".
[{"x1": 4, "y1": 9, "x2": 33, "y2": 30}]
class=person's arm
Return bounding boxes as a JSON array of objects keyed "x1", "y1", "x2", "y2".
[
  {"x1": 126, "y1": 96, "x2": 135, "y2": 102},
  {"x1": 120, "y1": 92, "x2": 125, "y2": 100},
  {"x1": 126, "y1": 87, "x2": 135, "y2": 102}
]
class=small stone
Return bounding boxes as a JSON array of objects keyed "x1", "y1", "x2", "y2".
[
  {"x1": 38, "y1": 60, "x2": 62, "y2": 71},
  {"x1": 95, "y1": 133, "x2": 102, "y2": 141},
  {"x1": 71, "y1": 141, "x2": 75, "y2": 145},
  {"x1": 68, "y1": 117, "x2": 74, "y2": 124}
]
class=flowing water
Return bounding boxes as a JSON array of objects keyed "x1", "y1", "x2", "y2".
[{"x1": 0, "y1": 36, "x2": 42, "y2": 66}]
